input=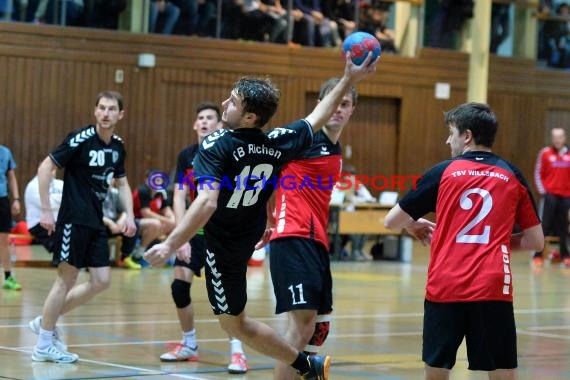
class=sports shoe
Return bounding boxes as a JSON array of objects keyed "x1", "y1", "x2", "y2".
[
  {"x1": 549, "y1": 250, "x2": 561, "y2": 264},
  {"x1": 532, "y1": 256, "x2": 544, "y2": 267},
  {"x1": 31, "y1": 344, "x2": 78, "y2": 363},
  {"x1": 228, "y1": 352, "x2": 248, "y2": 374},
  {"x1": 299, "y1": 354, "x2": 330, "y2": 380},
  {"x1": 3, "y1": 276, "x2": 22, "y2": 290},
  {"x1": 29, "y1": 316, "x2": 68, "y2": 352},
  {"x1": 160, "y1": 344, "x2": 199, "y2": 362},
  {"x1": 122, "y1": 256, "x2": 142, "y2": 270}
]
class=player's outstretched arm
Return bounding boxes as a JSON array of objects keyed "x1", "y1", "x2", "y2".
[{"x1": 305, "y1": 52, "x2": 377, "y2": 132}]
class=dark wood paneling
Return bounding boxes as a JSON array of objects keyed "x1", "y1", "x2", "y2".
[{"x1": 0, "y1": 23, "x2": 567, "y2": 215}]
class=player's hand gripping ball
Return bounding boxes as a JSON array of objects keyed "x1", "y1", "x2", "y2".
[{"x1": 342, "y1": 31, "x2": 381, "y2": 65}]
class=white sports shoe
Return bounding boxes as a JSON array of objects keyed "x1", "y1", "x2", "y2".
[
  {"x1": 29, "y1": 316, "x2": 68, "y2": 352},
  {"x1": 32, "y1": 344, "x2": 78, "y2": 363},
  {"x1": 228, "y1": 352, "x2": 248, "y2": 374},
  {"x1": 159, "y1": 344, "x2": 199, "y2": 362}
]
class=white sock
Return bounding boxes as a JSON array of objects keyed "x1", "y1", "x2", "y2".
[
  {"x1": 230, "y1": 338, "x2": 244, "y2": 355},
  {"x1": 38, "y1": 327, "x2": 54, "y2": 349},
  {"x1": 183, "y1": 329, "x2": 196, "y2": 349}
]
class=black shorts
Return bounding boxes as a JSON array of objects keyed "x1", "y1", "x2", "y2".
[
  {"x1": 0, "y1": 197, "x2": 11, "y2": 232},
  {"x1": 174, "y1": 234, "x2": 206, "y2": 277},
  {"x1": 203, "y1": 234, "x2": 257, "y2": 316},
  {"x1": 52, "y1": 224, "x2": 110, "y2": 268},
  {"x1": 269, "y1": 237, "x2": 333, "y2": 315},
  {"x1": 423, "y1": 300, "x2": 517, "y2": 371},
  {"x1": 29, "y1": 223, "x2": 56, "y2": 253}
]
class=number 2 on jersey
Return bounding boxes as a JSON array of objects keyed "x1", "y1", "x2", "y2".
[
  {"x1": 226, "y1": 164, "x2": 274, "y2": 208},
  {"x1": 456, "y1": 188, "x2": 493, "y2": 244}
]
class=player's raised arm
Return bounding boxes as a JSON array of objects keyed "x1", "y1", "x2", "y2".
[{"x1": 305, "y1": 52, "x2": 377, "y2": 132}]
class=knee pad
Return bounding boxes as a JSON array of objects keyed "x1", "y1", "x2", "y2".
[
  {"x1": 171, "y1": 279, "x2": 191, "y2": 309},
  {"x1": 304, "y1": 314, "x2": 331, "y2": 355}
]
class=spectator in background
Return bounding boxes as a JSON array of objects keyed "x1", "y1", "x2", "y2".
[
  {"x1": 490, "y1": 2, "x2": 510, "y2": 54},
  {"x1": 533, "y1": 127, "x2": 570, "y2": 267},
  {"x1": 326, "y1": 0, "x2": 356, "y2": 41},
  {"x1": 195, "y1": 0, "x2": 217, "y2": 36},
  {"x1": 0, "y1": 144, "x2": 21, "y2": 290},
  {"x1": 294, "y1": 0, "x2": 337, "y2": 46},
  {"x1": 103, "y1": 185, "x2": 162, "y2": 270},
  {"x1": 44, "y1": 0, "x2": 85, "y2": 26},
  {"x1": 170, "y1": 0, "x2": 198, "y2": 35},
  {"x1": 133, "y1": 172, "x2": 176, "y2": 238},
  {"x1": 543, "y1": 3, "x2": 570, "y2": 68},
  {"x1": 24, "y1": 169, "x2": 63, "y2": 253},
  {"x1": 428, "y1": 0, "x2": 474, "y2": 50},
  {"x1": 149, "y1": 0, "x2": 180, "y2": 34},
  {"x1": 360, "y1": 1, "x2": 397, "y2": 54},
  {"x1": 240, "y1": 0, "x2": 287, "y2": 42},
  {"x1": 86, "y1": 0, "x2": 126, "y2": 30}
]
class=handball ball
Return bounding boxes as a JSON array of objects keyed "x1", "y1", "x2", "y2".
[{"x1": 342, "y1": 32, "x2": 381, "y2": 65}]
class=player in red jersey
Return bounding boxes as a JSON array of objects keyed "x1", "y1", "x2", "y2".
[
  {"x1": 257, "y1": 77, "x2": 356, "y2": 380},
  {"x1": 532, "y1": 127, "x2": 570, "y2": 267},
  {"x1": 385, "y1": 102, "x2": 544, "y2": 380}
]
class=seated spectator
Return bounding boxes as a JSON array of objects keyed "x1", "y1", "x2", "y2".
[
  {"x1": 24, "y1": 169, "x2": 63, "y2": 253},
  {"x1": 326, "y1": 0, "x2": 356, "y2": 41},
  {"x1": 149, "y1": 0, "x2": 180, "y2": 34},
  {"x1": 195, "y1": 0, "x2": 217, "y2": 36},
  {"x1": 360, "y1": 1, "x2": 397, "y2": 54},
  {"x1": 86, "y1": 0, "x2": 126, "y2": 30},
  {"x1": 544, "y1": 3, "x2": 570, "y2": 68},
  {"x1": 133, "y1": 172, "x2": 176, "y2": 238},
  {"x1": 294, "y1": 0, "x2": 336, "y2": 46},
  {"x1": 42, "y1": 0, "x2": 85, "y2": 26},
  {"x1": 241, "y1": 0, "x2": 288, "y2": 43},
  {"x1": 103, "y1": 185, "x2": 161, "y2": 269},
  {"x1": 490, "y1": 2, "x2": 510, "y2": 54},
  {"x1": 170, "y1": 0, "x2": 198, "y2": 35},
  {"x1": 427, "y1": 0, "x2": 473, "y2": 50}
]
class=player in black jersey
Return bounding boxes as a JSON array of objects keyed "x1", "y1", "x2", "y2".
[
  {"x1": 160, "y1": 101, "x2": 248, "y2": 374},
  {"x1": 30, "y1": 91, "x2": 137, "y2": 364},
  {"x1": 145, "y1": 53, "x2": 377, "y2": 379}
]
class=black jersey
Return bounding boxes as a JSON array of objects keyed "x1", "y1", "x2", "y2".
[
  {"x1": 175, "y1": 144, "x2": 199, "y2": 201},
  {"x1": 193, "y1": 119, "x2": 313, "y2": 251},
  {"x1": 49, "y1": 125, "x2": 127, "y2": 230}
]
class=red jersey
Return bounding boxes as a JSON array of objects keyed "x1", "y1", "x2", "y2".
[
  {"x1": 399, "y1": 151, "x2": 540, "y2": 303},
  {"x1": 534, "y1": 145, "x2": 570, "y2": 197},
  {"x1": 270, "y1": 130, "x2": 342, "y2": 250},
  {"x1": 132, "y1": 185, "x2": 168, "y2": 219}
]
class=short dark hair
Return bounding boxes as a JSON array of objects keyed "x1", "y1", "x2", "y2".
[
  {"x1": 196, "y1": 101, "x2": 221, "y2": 121},
  {"x1": 318, "y1": 77, "x2": 358, "y2": 106},
  {"x1": 234, "y1": 77, "x2": 280, "y2": 128},
  {"x1": 95, "y1": 91, "x2": 124, "y2": 111},
  {"x1": 444, "y1": 102, "x2": 498, "y2": 148}
]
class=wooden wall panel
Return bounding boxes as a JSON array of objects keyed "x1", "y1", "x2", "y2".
[{"x1": 0, "y1": 22, "x2": 569, "y2": 213}]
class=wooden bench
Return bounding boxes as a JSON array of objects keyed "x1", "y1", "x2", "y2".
[{"x1": 329, "y1": 203, "x2": 403, "y2": 260}]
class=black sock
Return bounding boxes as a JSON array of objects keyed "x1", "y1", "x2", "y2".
[
  {"x1": 5, "y1": 271, "x2": 11, "y2": 280},
  {"x1": 291, "y1": 352, "x2": 310, "y2": 373}
]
